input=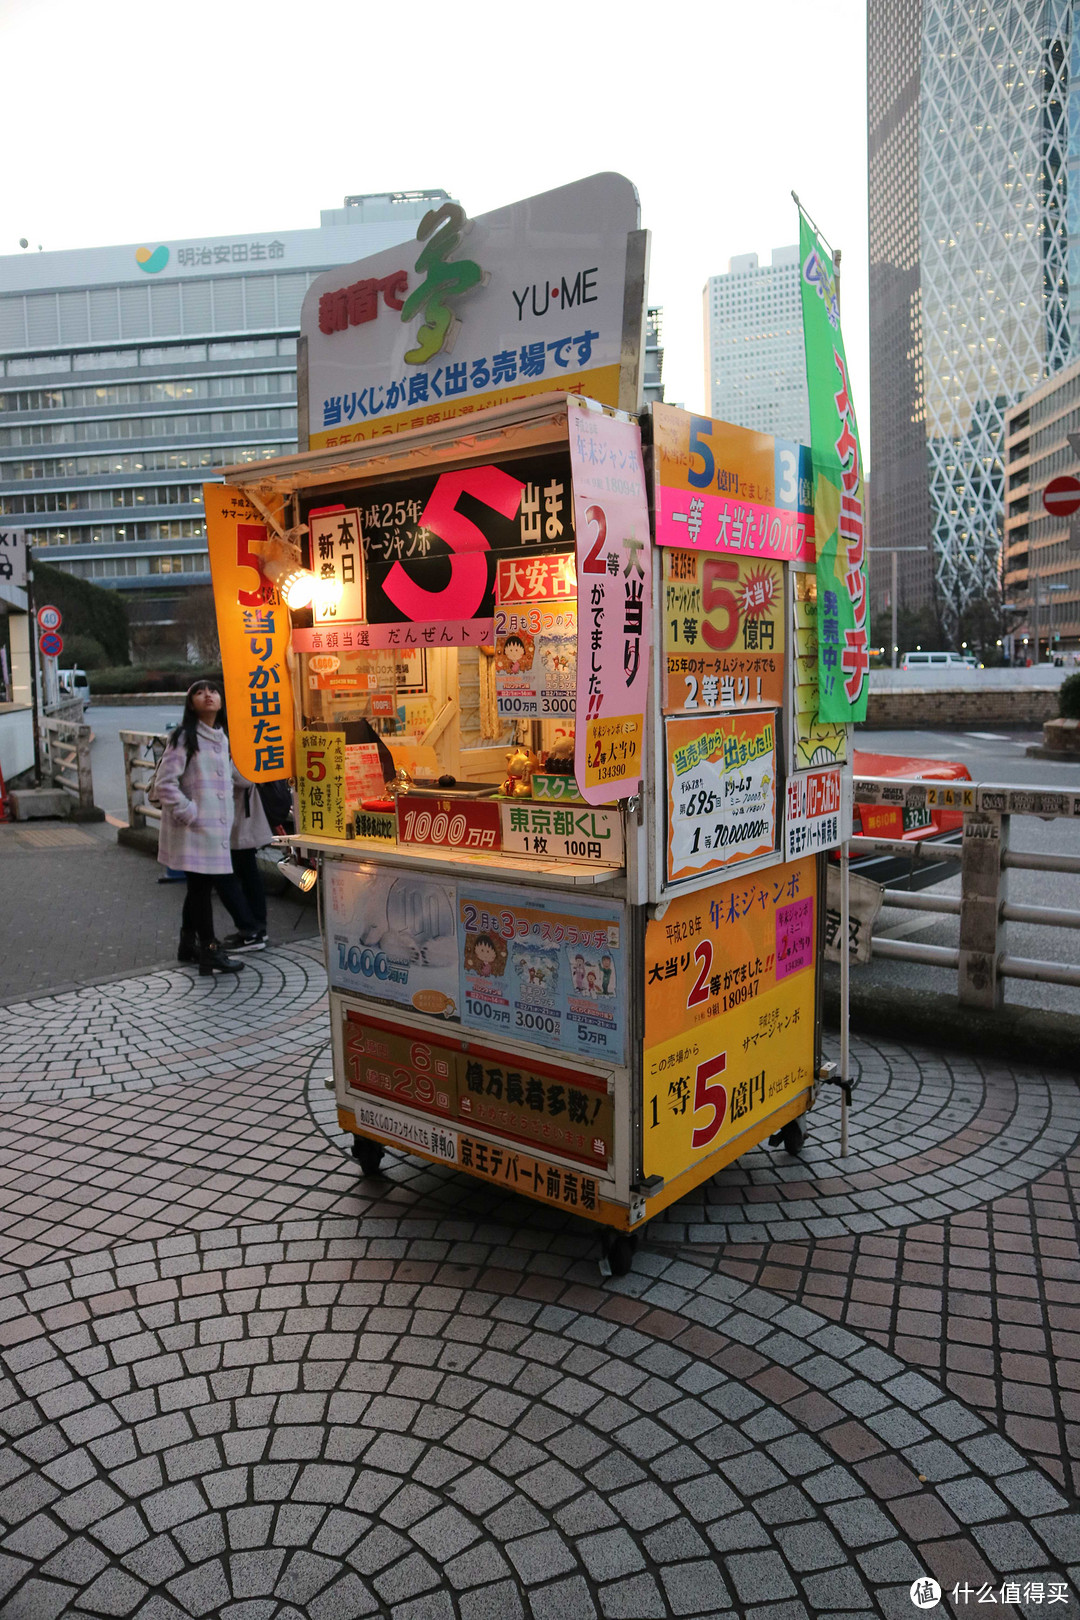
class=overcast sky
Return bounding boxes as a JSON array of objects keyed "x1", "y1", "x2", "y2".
[{"x1": 3, "y1": 0, "x2": 868, "y2": 455}]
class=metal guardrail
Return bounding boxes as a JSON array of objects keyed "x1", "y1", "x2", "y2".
[
  {"x1": 42, "y1": 716, "x2": 94, "y2": 812},
  {"x1": 852, "y1": 776, "x2": 1080, "y2": 1007}
]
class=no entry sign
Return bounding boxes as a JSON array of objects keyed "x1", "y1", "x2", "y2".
[{"x1": 1044, "y1": 476, "x2": 1080, "y2": 517}]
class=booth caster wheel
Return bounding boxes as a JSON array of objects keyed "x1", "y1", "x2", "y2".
[
  {"x1": 351, "y1": 1136, "x2": 384, "y2": 1176},
  {"x1": 602, "y1": 1231, "x2": 638, "y2": 1278},
  {"x1": 769, "y1": 1121, "x2": 805, "y2": 1156}
]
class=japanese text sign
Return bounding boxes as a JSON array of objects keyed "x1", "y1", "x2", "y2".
[
  {"x1": 662, "y1": 549, "x2": 785, "y2": 714},
  {"x1": 499, "y1": 802, "x2": 624, "y2": 865},
  {"x1": 653, "y1": 403, "x2": 814, "y2": 562},
  {"x1": 298, "y1": 450, "x2": 572, "y2": 646},
  {"x1": 665, "y1": 711, "x2": 777, "y2": 884},
  {"x1": 303, "y1": 174, "x2": 640, "y2": 449},
  {"x1": 569, "y1": 404, "x2": 651, "y2": 803},
  {"x1": 459, "y1": 887, "x2": 625, "y2": 1062},
  {"x1": 297, "y1": 729, "x2": 346, "y2": 840},
  {"x1": 784, "y1": 766, "x2": 849, "y2": 860},
  {"x1": 799, "y1": 214, "x2": 868, "y2": 721},
  {"x1": 642, "y1": 856, "x2": 817, "y2": 1181},
  {"x1": 340, "y1": 1007, "x2": 612, "y2": 1169},
  {"x1": 205, "y1": 484, "x2": 294, "y2": 782},
  {"x1": 310, "y1": 506, "x2": 365, "y2": 624}
]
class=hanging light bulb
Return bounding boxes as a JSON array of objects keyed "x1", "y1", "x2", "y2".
[
  {"x1": 279, "y1": 855, "x2": 317, "y2": 891},
  {"x1": 260, "y1": 553, "x2": 316, "y2": 608}
]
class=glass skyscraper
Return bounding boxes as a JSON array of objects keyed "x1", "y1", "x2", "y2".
[{"x1": 868, "y1": 0, "x2": 1072, "y2": 631}]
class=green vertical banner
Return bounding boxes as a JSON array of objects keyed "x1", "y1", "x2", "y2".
[{"x1": 798, "y1": 215, "x2": 868, "y2": 722}]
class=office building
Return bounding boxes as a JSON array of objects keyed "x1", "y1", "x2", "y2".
[
  {"x1": 644, "y1": 306, "x2": 665, "y2": 405},
  {"x1": 868, "y1": 0, "x2": 1071, "y2": 633},
  {"x1": 703, "y1": 247, "x2": 809, "y2": 443},
  {"x1": 0, "y1": 193, "x2": 449, "y2": 655},
  {"x1": 1003, "y1": 362, "x2": 1080, "y2": 656}
]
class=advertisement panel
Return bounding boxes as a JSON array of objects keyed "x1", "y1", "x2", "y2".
[
  {"x1": 643, "y1": 856, "x2": 817, "y2": 1181},
  {"x1": 303, "y1": 173, "x2": 640, "y2": 449},
  {"x1": 665, "y1": 712, "x2": 777, "y2": 884},
  {"x1": 784, "y1": 766, "x2": 848, "y2": 859},
  {"x1": 326, "y1": 864, "x2": 459, "y2": 1019},
  {"x1": 339, "y1": 1007, "x2": 612, "y2": 1168},
  {"x1": 791, "y1": 578, "x2": 846, "y2": 771},
  {"x1": 652, "y1": 404, "x2": 814, "y2": 562},
  {"x1": 499, "y1": 802, "x2": 623, "y2": 865},
  {"x1": 297, "y1": 730, "x2": 347, "y2": 840},
  {"x1": 205, "y1": 484, "x2": 294, "y2": 783},
  {"x1": 494, "y1": 599, "x2": 577, "y2": 720},
  {"x1": 569, "y1": 404, "x2": 651, "y2": 803},
  {"x1": 458, "y1": 887, "x2": 625, "y2": 1060},
  {"x1": 661, "y1": 549, "x2": 784, "y2": 714}
]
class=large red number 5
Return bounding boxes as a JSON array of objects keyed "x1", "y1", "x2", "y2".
[
  {"x1": 236, "y1": 522, "x2": 267, "y2": 607},
  {"x1": 700, "y1": 557, "x2": 740, "y2": 651},
  {"x1": 691, "y1": 1054, "x2": 728, "y2": 1149},
  {"x1": 382, "y1": 465, "x2": 524, "y2": 622}
]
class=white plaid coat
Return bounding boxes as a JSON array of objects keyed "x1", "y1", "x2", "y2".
[{"x1": 155, "y1": 722, "x2": 236, "y2": 876}]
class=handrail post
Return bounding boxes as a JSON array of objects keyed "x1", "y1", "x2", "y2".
[{"x1": 957, "y1": 808, "x2": 1009, "y2": 1008}]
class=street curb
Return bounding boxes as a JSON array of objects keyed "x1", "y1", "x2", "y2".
[{"x1": 824, "y1": 973, "x2": 1080, "y2": 1073}]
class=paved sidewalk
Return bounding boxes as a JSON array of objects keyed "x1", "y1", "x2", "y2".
[
  {"x1": 0, "y1": 942, "x2": 1078, "y2": 1618},
  {"x1": 0, "y1": 820, "x2": 318, "y2": 1003}
]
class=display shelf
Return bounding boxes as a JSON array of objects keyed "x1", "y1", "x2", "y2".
[{"x1": 276, "y1": 833, "x2": 624, "y2": 890}]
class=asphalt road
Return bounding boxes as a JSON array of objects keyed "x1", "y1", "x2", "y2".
[
  {"x1": 853, "y1": 725, "x2": 1080, "y2": 1016},
  {"x1": 87, "y1": 702, "x2": 180, "y2": 822}
]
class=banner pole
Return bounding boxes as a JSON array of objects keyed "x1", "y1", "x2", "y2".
[{"x1": 840, "y1": 842, "x2": 850, "y2": 1157}]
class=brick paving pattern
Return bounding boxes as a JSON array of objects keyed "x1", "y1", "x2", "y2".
[{"x1": 0, "y1": 933, "x2": 1078, "y2": 1617}]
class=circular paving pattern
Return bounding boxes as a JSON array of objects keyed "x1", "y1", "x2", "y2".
[{"x1": 1, "y1": 940, "x2": 1080, "y2": 1617}]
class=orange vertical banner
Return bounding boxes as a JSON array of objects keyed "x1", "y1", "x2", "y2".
[{"x1": 204, "y1": 483, "x2": 294, "y2": 782}]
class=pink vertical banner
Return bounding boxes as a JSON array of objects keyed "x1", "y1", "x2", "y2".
[{"x1": 568, "y1": 405, "x2": 652, "y2": 805}]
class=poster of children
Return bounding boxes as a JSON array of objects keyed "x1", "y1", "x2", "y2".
[
  {"x1": 326, "y1": 864, "x2": 459, "y2": 1019},
  {"x1": 458, "y1": 887, "x2": 625, "y2": 1060},
  {"x1": 494, "y1": 607, "x2": 577, "y2": 720}
]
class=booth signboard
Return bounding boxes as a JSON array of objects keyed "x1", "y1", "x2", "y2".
[
  {"x1": 784, "y1": 766, "x2": 848, "y2": 859},
  {"x1": 297, "y1": 730, "x2": 347, "y2": 839},
  {"x1": 310, "y1": 507, "x2": 365, "y2": 624},
  {"x1": 205, "y1": 484, "x2": 294, "y2": 782},
  {"x1": 664, "y1": 711, "x2": 777, "y2": 884},
  {"x1": 499, "y1": 801, "x2": 623, "y2": 865},
  {"x1": 569, "y1": 404, "x2": 651, "y2": 803},
  {"x1": 661, "y1": 549, "x2": 784, "y2": 714},
  {"x1": 327, "y1": 864, "x2": 460, "y2": 1018},
  {"x1": 458, "y1": 886, "x2": 625, "y2": 1061},
  {"x1": 653, "y1": 404, "x2": 814, "y2": 562},
  {"x1": 643, "y1": 856, "x2": 817, "y2": 1181},
  {"x1": 302, "y1": 173, "x2": 643, "y2": 450}
]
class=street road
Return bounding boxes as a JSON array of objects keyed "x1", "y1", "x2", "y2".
[
  {"x1": 87, "y1": 703, "x2": 180, "y2": 822},
  {"x1": 855, "y1": 726, "x2": 1080, "y2": 1016}
]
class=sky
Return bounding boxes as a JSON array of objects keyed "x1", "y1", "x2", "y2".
[{"x1": 2, "y1": 0, "x2": 869, "y2": 453}]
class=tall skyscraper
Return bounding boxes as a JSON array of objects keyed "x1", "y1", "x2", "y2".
[
  {"x1": 0, "y1": 192, "x2": 448, "y2": 656},
  {"x1": 703, "y1": 247, "x2": 810, "y2": 443},
  {"x1": 868, "y1": 0, "x2": 1071, "y2": 632}
]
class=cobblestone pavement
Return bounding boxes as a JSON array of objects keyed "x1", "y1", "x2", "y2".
[{"x1": 1, "y1": 941, "x2": 1079, "y2": 1618}]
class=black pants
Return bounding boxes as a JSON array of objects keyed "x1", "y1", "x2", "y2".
[
  {"x1": 181, "y1": 871, "x2": 257, "y2": 946},
  {"x1": 230, "y1": 847, "x2": 267, "y2": 932}
]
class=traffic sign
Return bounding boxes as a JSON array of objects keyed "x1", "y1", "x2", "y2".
[
  {"x1": 39, "y1": 631, "x2": 63, "y2": 659},
  {"x1": 1044, "y1": 476, "x2": 1080, "y2": 517},
  {"x1": 37, "y1": 604, "x2": 62, "y2": 631}
]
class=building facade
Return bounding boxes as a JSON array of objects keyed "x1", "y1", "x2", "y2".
[
  {"x1": 1003, "y1": 358, "x2": 1080, "y2": 655},
  {"x1": 703, "y1": 247, "x2": 810, "y2": 443},
  {"x1": 868, "y1": 0, "x2": 1073, "y2": 634},
  {"x1": 0, "y1": 193, "x2": 447, "y2": 656}
]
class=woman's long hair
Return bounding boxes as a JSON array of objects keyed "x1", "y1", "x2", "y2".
[{"x1": 170, "y1": 679, "x2": 224, "y2": 761}]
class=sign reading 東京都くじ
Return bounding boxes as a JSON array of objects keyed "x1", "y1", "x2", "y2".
[{"x1": 302, "y1": 174, "x2": 642, "y2": 450}]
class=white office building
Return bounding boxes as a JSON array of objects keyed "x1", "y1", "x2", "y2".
[
  {"x1": 0, "y1": 192, "x2": 449, "y2": 655},
  {"x1": 703, "y1": 246, "x2": 809, "y2": 443}
]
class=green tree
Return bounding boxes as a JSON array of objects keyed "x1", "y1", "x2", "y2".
[{"x1": 31, "y1": 559, "x2": 130, "y2": 665}]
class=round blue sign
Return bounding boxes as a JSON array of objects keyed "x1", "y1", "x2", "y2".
[{"x1": 39, "y1": 631, "x2": 63, "y2": 659}]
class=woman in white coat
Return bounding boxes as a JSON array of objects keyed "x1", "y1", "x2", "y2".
[{"x1": 155, "y1": 680, "x2": 259, "y2": 975}]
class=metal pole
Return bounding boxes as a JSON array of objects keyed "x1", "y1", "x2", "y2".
[
  {"x1": 1033, "y1": 572, "x2": 1040, "y2": 665},
  {"x1": 840, "y1": 842, "x2": 850, "y2": 1156},
  {"x1": 891, "y1": 551, "x2": 898, "y2": 668}
]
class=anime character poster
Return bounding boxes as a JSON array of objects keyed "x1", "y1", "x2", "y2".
[{"x1": 458, "y1": 887, "x2": 625, "y2": 1061}]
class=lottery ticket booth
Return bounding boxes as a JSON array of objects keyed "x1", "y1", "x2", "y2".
[{"x1": 207, "y1": 391, "x2": 850, "y2": 1274}]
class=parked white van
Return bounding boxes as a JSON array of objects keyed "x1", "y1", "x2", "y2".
[
  {"x1": 58, "y1": 668, "x2": 91, "y2": 705},
  {"x1": 900, "y1": 651, "x2": 970, "y2": 672}
]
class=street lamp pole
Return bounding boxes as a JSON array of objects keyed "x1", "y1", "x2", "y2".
[{"x1": 872, "y1": 546, "x2": 929, "y2": 666}]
